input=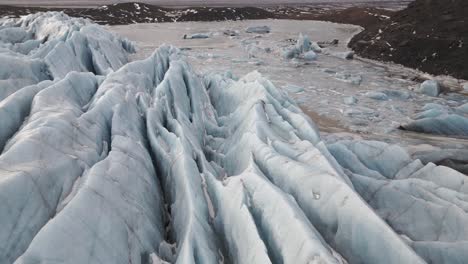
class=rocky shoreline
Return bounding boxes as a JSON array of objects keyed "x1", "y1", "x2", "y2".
[{"x1": 349, "y1": 0, "x2": 468, "y2": 80}]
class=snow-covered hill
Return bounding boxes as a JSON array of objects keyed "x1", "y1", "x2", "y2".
[{"x1": 1, "y1": 12, "x2": 467, "y2": 264}]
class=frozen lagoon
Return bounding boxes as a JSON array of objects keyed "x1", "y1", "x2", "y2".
[
  {"x1": 110, "y1": 19, "x2": 468, "y2": 168},
  {"x1": 109, "y1": 19, "x2": 467, "y2": 135}
]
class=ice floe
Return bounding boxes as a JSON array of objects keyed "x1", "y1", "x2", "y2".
[{"x1": 246, "y1": 25, "x2": 270, "y2": 34}]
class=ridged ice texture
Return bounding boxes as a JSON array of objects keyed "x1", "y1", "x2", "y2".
[
  {"x1": 328, "y1": 140, "x2": 468, "y2": 264},
  {"x1": 0, "y1": 13, "x2": 466, "y2": 264},
  {"x1": 1, "y1": 43, "x2": 427, "y2": 264},
  {"x1": 0, "y1": 12, "x2": 134, "y2": 100}
]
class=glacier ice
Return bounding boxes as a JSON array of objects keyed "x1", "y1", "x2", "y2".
[
  {"x1": 343, "y1": 96, "x2": 358, "y2": 105},
  {"x1": 245, "y1": 25, "x2": 270, "y2": 34},
  {"x1": 418, "y1": 80, "x2": 441, "y2": 97},
  {"x1": 364, "y1": 91, "x2": 388, "y2": 101},
  {"x1": 0, "y1": 12, "x2": 134, "y2": 100},
  {"x1": 0, "y1": 12, "x2": 467, "y2": 264},
  {"x1": 283, "y1": 33, "x2": 321, "y2": 60},
  {"x1": 183, "y1": 33, "x2": 210, "y2": 39},
  {"x1": 328, "y1": 140, "x2": 468, "y2": 264},
  {"x1": 303, "y1": 50, "x2": 317, "y2": 61},
  {"x1": 401, "y1": 103, "x2": 468, "y2": 136}
]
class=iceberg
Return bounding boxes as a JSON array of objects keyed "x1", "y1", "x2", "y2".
[{"x1": 283, "y1": 33, "x2": 321, "y2": 60}]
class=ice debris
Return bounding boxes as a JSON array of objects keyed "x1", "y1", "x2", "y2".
[
  {"x1": 418, "y1": 80, "x2": 441, "y2": 97},
  {"x1": 401, "y1": 103, "x2": 468, "y2": 136},
  {"x1": 283, "y1": 33, "x2": 321, "y2": 60},
  {"x1": 382, "y1": 89, "x2": 412, "y2": 100},
  {"x1": 283, "y1": 84, "x2": 305, "y2": 93},
  {"x1": 183, "y1": 33, "x2": 210, "y2": 39},
  {"x1": 303, "y1": 50, "x2": 318, "y2": 61},
  {"x1": 335, "y1": 72, "x2": 362, "y2": 85},
  {"x1": 223, "y1": 29, "x2": 239, "y2": 36},
  {"x1": 245, "y1": 25, "x2": 270, "y2": 34},
  {"x1": 365, "y1": 91, "x2": 388, "y2": 100},
  {"x1": 343, "y1": 96, "x2": 358, "y2": 105}
]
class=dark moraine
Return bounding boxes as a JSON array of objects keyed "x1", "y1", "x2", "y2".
[{"x1": 349, "y1": 0, "x2": 468, "y2": 79}]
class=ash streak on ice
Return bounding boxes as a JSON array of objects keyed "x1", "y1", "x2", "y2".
[{"x1": 0, "y1": 12, "x2": 467, "y2": 264}]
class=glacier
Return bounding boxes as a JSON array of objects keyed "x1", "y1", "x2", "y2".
[
  {"x1": 0, "y1": 12, "x2": 134, "y2": 100},
  {"x1": 0, "y1": 12, "x2": 467, "y2": 264}
]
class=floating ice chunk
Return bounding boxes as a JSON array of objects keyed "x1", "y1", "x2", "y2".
[
  {"x1": 343, "y1": 96, "x2": 358, "y2": 105},
  {"x1": 183, "y1": 33, "x2": 210, "y2": 39},
  {"x1": 310, "y1": 41, "x2": 323, "y2": 53},
  {"x1": 284, "y1": 34, "x2": 321, "y2": 61},
  {"x1": 295, "y1": 33, "x2": 311, "y2": 53},
  {"x1": 418, "y1": 80, "x2": 441, "y2": 97},
  {"x1": 246, "y1": 44, "x2": 264, "y2": 58},
  {"x1": 402, "y1": 113, "x2": 468, "y2": 136},
  {"x1": 333, "y1": 51, "x2": 354, "y2": 60},
  {"x1": 335, "y1": 72, "x2": 362, "y2": 85},
  {"x1": 382, "y1": 89, "x2": 411, "y2": 100},
  {"x1": 422, "y1": 103, "x2": 446, "y2": 111},
  {"x1": 246, "y1": 25, "x2": 270, "y2": 34},
  {"x1": 283, "y1": 47, "x2": 299, "y2": 59},
  {"x1": 223, "y1": 29, "x2": 239, "y2": 36},
  {"x1": 283, "y1": 84, "x2": 304, "y2": 93},
  {"x1": 248, "y1": 60, "x2": 264, "y2": 66},
  {"x1": 401, "y1": 102, "x2": 468, "y2": 136},
  {"x1": 303, "y1": 50, "x2": 317, "y2": 61},
  {"x1": 344, "y1": 106, "x2": 377, "y2": 117},
  {"x1": 365, "y1": 91, "x2": 388, "y2": 100}
]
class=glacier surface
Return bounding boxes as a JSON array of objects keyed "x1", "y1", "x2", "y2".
[
  {"x1": 0, "y1": 13, "x2": 467, "y2": 264},
  {"x1": 0, "y1": 12, "x2": 134, "y2": 100}
]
